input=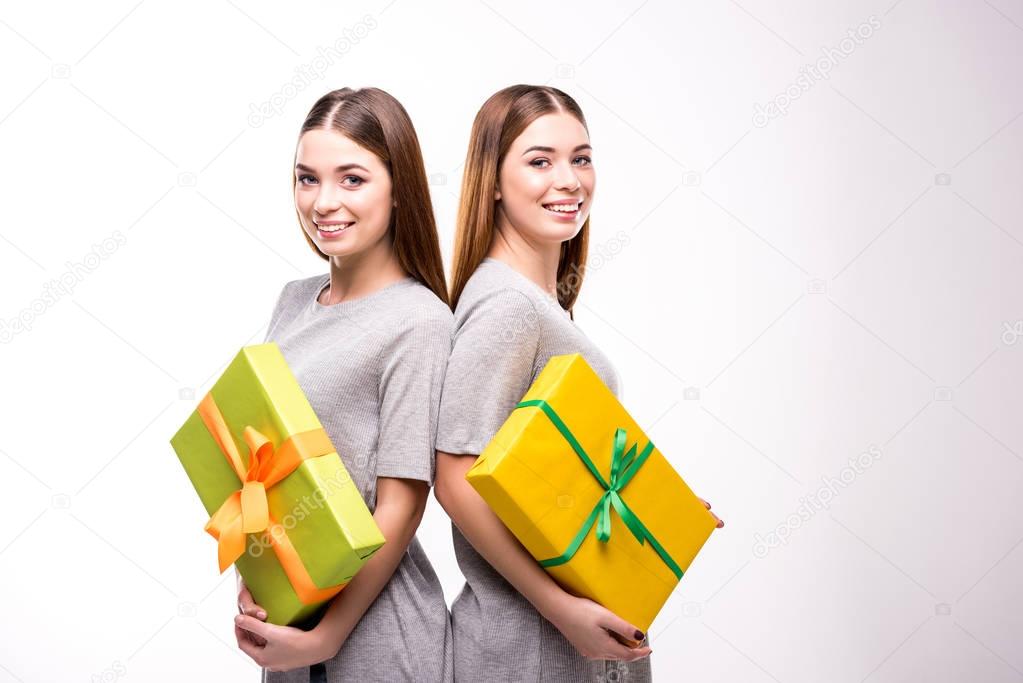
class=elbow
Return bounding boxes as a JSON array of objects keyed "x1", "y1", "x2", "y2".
[
  {"x1": 405, "y1": 481, "x2": 429, "y2": 532},
  {"x1": 433, "y1": 454, "x2": 463, "y2": 519},
  {"x1": 433, "y1": 469, "x2": 452, "y2": 513},
  {"x1": 434, "y1": 451, "x2": 480, "y2": 524}
]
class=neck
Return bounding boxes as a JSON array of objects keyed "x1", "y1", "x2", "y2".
[
  {"x1": 487, "y1": 215, "x2": 563, "y2": 301},
  {"x1": 323, "y1": 234, "x2": 407, "y2": 305}
]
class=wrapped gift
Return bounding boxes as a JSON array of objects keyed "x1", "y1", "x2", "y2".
[
  {"x1": 467, "y1": 353, "x2": 717, "y2": 633},
  {"x1": 170, "y1": 343, "x2": 385, "y2": 625}
]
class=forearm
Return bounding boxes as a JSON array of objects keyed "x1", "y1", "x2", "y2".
[
  {"x1": 313, "y1": 479, "x2": 427, "y2": 657},
  {"x1": 434, "y1": 452, "x2": 568, "y2": 622}
]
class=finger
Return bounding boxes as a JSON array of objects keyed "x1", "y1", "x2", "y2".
[
  {"x1": 236, "y1": 632, "x2": 266, "y2": 665},
  {"x1": 605, "y1": 631, "x2": 652, "y2": 661},
  {"x1": 240, "y1": 600, "x2": 267, "y2": 620},
  {"x1": 701, "y1": 498, "x2": 711, "y2": 509},
  {"x1": 597, "y1": 610, "x2": 645, "y2": 645},
  {"x1": 621, "y1": 646, "x2": 653, "y2": 662},
  {"x1": 710, "y1": 511, "x2": 724, "y2": 528},
  {"x1": 243, "y1": 625, "x2": 268, "y2": 646},
  {"x1": 235, "y1": 613, "x2": 273, "y2": 639},
  {"x1": 238, "y1": 586, "x2": 267, "y2": 617},
  {"x1": 608, "y1": 629, "x2": 642, "y2": 649},
  {"x1": 600, "y1": 636, "x2": 645, "y2": 662},
  {"x1": 235, "y1": 625, "x2": 267, "y2": 648},
  {"x1": 237, "y1": 629, "x2": 265, "y2": 662}
]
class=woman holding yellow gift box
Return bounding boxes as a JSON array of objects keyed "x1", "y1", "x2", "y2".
[
  {"x1": 232, "y1": 88, "x2": 454, "y2": 682},
  {"x1": 434, "y1": 85, "x2": 723, "y2": 682}
]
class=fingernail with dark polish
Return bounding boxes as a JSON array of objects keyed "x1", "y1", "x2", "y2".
[{"x1": 634, "y1": 630, "x2": 644, "y2": 640}]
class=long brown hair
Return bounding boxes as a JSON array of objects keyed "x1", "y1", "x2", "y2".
[
  {"x1": 449, "y1": 85, "x2": 590, "y2": 312},
  {"x1": 294, "y1": 87, "x2": 449, "y2": 305}
]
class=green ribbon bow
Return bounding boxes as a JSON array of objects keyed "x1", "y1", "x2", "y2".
[{"x1": 515, "y1": 399, "x2": 683, "y2": 579}]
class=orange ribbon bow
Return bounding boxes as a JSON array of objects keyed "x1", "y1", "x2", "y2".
[{"x1": 197, "y1": 392, "x2": 347, "y2": 605}]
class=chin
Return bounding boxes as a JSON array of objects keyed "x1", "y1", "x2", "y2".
[
  {"x1": 540, "y1": 221, "x2": 585, "y2": 243},
  {"x1": 305, "y1": 227, "x2": 354, "y2": 256},
  {"x1": 318, "y1": 242, "x2": 359, "y2": 258}
]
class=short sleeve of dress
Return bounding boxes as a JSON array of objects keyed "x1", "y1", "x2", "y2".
[
  {"x1": 375, "y1": 308, "x2": 453, "y2": 485},
  {"x1": 435, "y1": 288, "x2": 540, "y2": 455}
]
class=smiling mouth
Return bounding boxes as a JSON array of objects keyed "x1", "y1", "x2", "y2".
[
  {"x1": 315, "y1": 222, "x2": 354, "y2": 234},
  {"x1": 542, "y1": 201, "x2": 581, "y2": 217}
]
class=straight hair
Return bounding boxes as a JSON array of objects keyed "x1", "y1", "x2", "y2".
[
  {"x1": 449, "y1": 85, "x2": 589, "y2": 312},
  {"x1": 295, "y1": 87, "x2": 449, "y2": 305}
]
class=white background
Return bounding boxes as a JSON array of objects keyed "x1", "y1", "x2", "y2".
[{"x1": 1, "y1": 1, "x2": 1022, "y2": 681}]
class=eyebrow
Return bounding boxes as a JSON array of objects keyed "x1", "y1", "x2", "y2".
[
  {"x1": 521, "y1": 144, "x2": 593, "y2": 156},
  {"x1": 295, "y1": 163, "x2": 371, "y2": 174}
]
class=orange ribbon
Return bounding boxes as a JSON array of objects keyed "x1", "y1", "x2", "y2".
[{"x1": 198, "y1": 392, "x2": 347, "y2": 605}]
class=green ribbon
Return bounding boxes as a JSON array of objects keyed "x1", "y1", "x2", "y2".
[{"x1": 515, "y1": 399, "x2": 684, "y2": 579}]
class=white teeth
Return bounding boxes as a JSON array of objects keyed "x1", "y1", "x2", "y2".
[
  {"x1": 545, "y1": 203, "x2": 579, "y2": 212},
  {"x1": 317, "y1": 223, "x2": 351, "y2": 232}
]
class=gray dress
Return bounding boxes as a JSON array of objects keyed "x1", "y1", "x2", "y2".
[
  {"x1": 260, "y1": 274, "x2": 454, "y2": 683},
  {"x1": 436, "y1": 257, "x2": 653, "y2": 682}
]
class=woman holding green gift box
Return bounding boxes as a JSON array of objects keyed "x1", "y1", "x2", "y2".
[
  {"x1": 434, "y1": 85, "x2": 723, "y2": 682},
  {"x1": 232, "y1": 87, "x2": 454, "y2": 682}
]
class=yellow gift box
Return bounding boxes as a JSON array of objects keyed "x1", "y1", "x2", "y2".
[
  {"x1": 170, "y1": 343, "x2": 386, "y2": 625},
  {"x1": 467, "y1": 353, "x2": 718, "y2": 633}
]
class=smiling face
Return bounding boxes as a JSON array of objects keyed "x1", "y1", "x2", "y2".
[
  {"x1": 495, "y1": 111, "x2": 595, "y2": 244},
  {"x1": 294, "y1": 128, "x2": 394, "y2": 259}
]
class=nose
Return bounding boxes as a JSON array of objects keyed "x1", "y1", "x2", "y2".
[
  {"x1": 313, "y1": 183, "x2": 343, "y2": 216},
  {"x1": 552, "y1": 161, "x2": 581, "y2": 193}
]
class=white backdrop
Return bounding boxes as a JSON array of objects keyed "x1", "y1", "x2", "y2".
[{"x1": 1, "y1": 1, "x2": 1022, "y2": 681}]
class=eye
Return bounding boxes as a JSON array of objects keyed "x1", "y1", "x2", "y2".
[
  {"x1": 529, "y1": 158, "x2": 551, "y2": 169},
  {"x1": 340, "y1": 175, "x2": 364, "y2": 187},
  {"x1": 572, "y1": 155, "x2": 592, "y2": 166},
  {"x1": 297, "y1": 174, "x2": 318, "y2": 186}
]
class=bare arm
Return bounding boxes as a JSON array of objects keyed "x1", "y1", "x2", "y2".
[
  {"x1": 434, "y1": 451, "x2": 564, "y2": 615},
  {"x1": 434, "y1": 450, "x2": 651, "y2": 661},
  {"x1": 235, "y1": 477, "x2": 429, "y2": 670},
  {"x1": 312, "y1": 476, "x2": 428, "y2": 656}
]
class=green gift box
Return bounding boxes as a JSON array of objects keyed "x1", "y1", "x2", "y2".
[{"x1": 170, "y1": 343, "x2": 385, "y2": 625}]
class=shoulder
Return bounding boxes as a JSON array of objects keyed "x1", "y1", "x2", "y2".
[
  {"x1": 267, "y1": 275, "x2": 324, "y2": 326},
  {"x1": 455, "y1": 264, "x2": 540, "y2": 328},
  {"x1": 402, "y1": 280, "x2": 453, "y2": 316},
  {"x1": 277, "y1": 274, "x2": 326, "y2": 302},
  {"x1": 380, "y1": 281, "x2": 454, "y2": 347},
  {"x1": 453, "y1": 286, "x2": 540, "y2": 343},
  {"x1": 395, "y1": 281, "x2": 453, "y2": 328}
]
